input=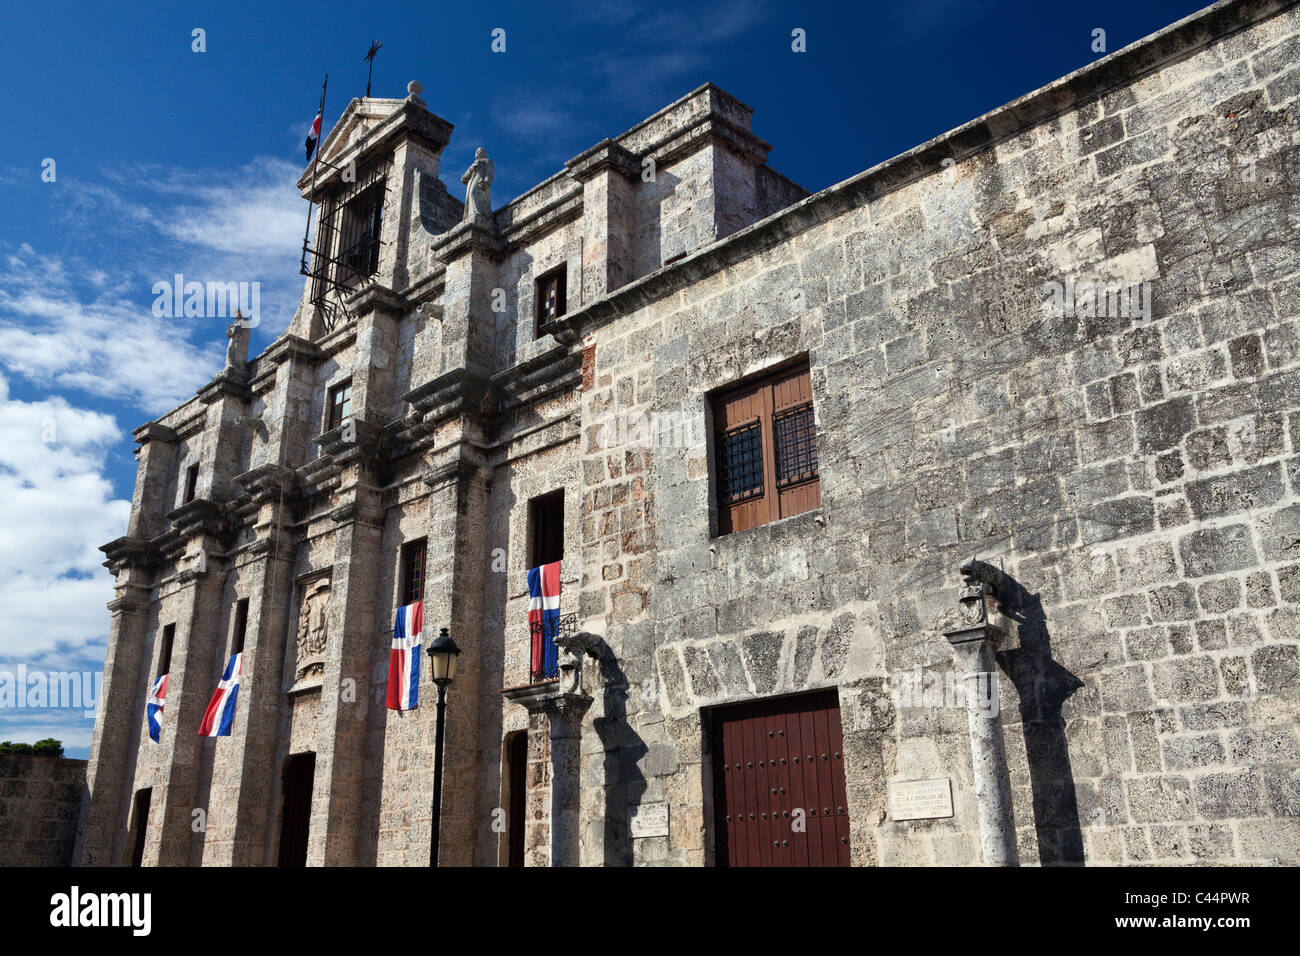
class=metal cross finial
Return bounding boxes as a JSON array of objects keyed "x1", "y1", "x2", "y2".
[{"x1": 363, "y1": 41, "x2": 382, "y2": 98}]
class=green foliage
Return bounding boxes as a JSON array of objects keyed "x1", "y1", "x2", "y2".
[{"x1": 0, "y1": 738, "x2": 65, "y2": 756}]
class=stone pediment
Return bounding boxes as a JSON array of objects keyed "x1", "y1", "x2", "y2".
[{"x1": 297, "y1": 93, "x2": 454, "y2": 196}]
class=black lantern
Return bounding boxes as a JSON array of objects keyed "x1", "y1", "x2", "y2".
[{"x1": 428, "y1": 627, "x2": 461, "y2": 685}]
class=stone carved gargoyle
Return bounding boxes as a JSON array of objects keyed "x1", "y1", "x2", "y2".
[{"x1": 957, "y1": 557, "x2": 1004, "y2": 626}]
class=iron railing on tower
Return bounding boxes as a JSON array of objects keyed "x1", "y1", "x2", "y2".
[{"x1": 299, "y1": 159, "x2": 391, "y2": 334}]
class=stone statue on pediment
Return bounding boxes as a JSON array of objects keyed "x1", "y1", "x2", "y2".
[{"x1": 461, "y1": 148, "x2": 493, "y2": 221}]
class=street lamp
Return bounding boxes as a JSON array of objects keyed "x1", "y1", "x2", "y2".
[{"x1": 428, "y1": 626, "x2": 460, "y2": 867}]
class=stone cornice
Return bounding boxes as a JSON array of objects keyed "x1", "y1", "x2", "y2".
[
  {"x1": 403, "y1": 367, "x2": 492, "y2": 425},
  {"x1": 164, "y1": 498, "x2": 229, "y2": 538},
  {"x1": 548, "y1": 0, "x2": 1297, "y2": 341},
  {"x1": 100, "y1": 536, "x2": 160, "y2": 573},
  {"x1": 430, "y1": 220, "x2": 503, "y2": 264},
  {"x1": 198, "y1": 370, "x2": 252, "y2": 405},
  {"x1": 564, "y1": 139, "x2": 640, "y2": 182},
  {"x1": 344, "y1": 281, "x2": 406, "y2": 316},
  {"x1": 315, "y1": 418, "x2": 385, "y2": 462},
  {"x1": 131, "y1": 422, "x2": 177, "y2": 446}
]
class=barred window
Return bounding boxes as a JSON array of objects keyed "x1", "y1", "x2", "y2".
[
  {"x1": 774, "y1": 402, "x2": 818, "y2": 488},
  {"x1": 718, "y1": 421, "x2": 765, "y2": 504},
  {"x1": 712, "y1": 359, "x2": 820, "y2": 534},
  {"x1": 535, "y1": 266, "x2": 567, "y2": 333}
]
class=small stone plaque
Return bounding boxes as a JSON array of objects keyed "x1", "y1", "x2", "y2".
[
  {"x1": 888, "y1": 777, "x2": 954, "y2": 821},
  {"x1": 629, "y1": 802, "x2": 669, "y2": 838}
]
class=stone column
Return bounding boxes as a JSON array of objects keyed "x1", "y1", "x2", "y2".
[
  {"x1": 503, "y1": 633, "x2": 595, "y2": 867},
  {"x1": 944, "y1": 558, "x2": 1017, "y2": 867},
  {"x1": 547, "y1": 694, "x2": 593, "y2": 867},
  {"x1": 945, "y1": 624, "x2": 1018, "y2": 866}
]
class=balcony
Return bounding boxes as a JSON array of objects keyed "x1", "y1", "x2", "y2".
[{"x1": 529, "y1": 613, "x2": 576, "y2": 684}]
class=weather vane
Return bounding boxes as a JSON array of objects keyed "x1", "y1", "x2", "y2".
[{"x1": 363, "y1": 41, "x2": 382, "y2": 98}]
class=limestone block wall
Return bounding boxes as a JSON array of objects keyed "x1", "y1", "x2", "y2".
[
  {"x1": 569, "y1": 2, "x2": 1300, "y2": 866},
  {"x1": 0, "y1": 755, "x2": 86, "y2": 866}
]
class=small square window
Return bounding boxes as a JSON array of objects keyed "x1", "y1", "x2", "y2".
[
  {"x1": 327, "y1": 381, "x2": 352, "y2": 431},
  {"x1": 535, "y1": 266, "x2": 567, "y2": 334}
]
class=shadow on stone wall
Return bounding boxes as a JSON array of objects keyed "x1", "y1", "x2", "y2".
[
  {"x1": 996, "y1": 574, "x2": 1086, "y2": 865},
  {"x1": 589, "y1": 637, "x2": 646, "y2": 866}
]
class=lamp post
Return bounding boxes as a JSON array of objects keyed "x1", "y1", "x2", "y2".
[{"x1": 428, "y1": 626, "x2": 461, "y2": 868}]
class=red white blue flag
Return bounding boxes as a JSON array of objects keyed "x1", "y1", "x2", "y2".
[
  {"x1": 146, "y1": 673, "x2": 167, "y2": 743},
  {"x1": 386, "y1": 601, "x2": 423, "y2": 711},
  {"x1": 527, "y1": 561, "x2": 561, "y2": 679},
  {"x1": 198, "y1": 653, "x2": 242, "y2": 737},
  {"x1": 305, "y1": 110, "x2": 322, "y2": 162}
]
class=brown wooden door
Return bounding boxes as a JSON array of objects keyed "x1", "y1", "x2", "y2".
[{"x1": 711, "y1": 689, "x2": 850, "y2": 867}]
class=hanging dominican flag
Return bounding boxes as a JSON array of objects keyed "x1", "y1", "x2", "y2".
[
  {"x1": 386, "y1": 601, "x2": 423, "y2": 711},
  {"x1": 197, "y1": 653, "x2": 243, "y2": 737},
  {"x1": 527, "y1": 561, "x2": 561, "y2": 679},
  {"x1": 146, "y1": 674, "x2": 167, "y2": 743},
  {"x1": 305, "y1": 110, "x2": 322, "y2": 162}
]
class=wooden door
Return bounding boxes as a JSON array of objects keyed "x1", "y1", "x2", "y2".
[{"x1": 711, "y1": 690, "x2": 851, "y2": 867}]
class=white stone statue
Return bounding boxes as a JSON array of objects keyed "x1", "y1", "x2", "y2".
[{"x1": 461, "y1": 147, "x2": 493, "y2": 221}]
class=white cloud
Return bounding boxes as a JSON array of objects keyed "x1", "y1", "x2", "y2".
[
  {"x1": 0, "y1": 245, "x2": 222, "y2": 413},
  {"x1": 0, "y1": 375, "x2": 128, "y2": 668}
]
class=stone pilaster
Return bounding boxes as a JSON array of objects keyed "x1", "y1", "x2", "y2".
[
  {"x1": 216, "y1": 468, "x2": 299, "y2": 865},
  {"x1": 309, "y1": 469, "x2": 384, "y2": 866},
  {"x1": 567, "y1": 141, "x2": 639, "y2": 300},
  {"x1": 74, "y1": 571, "x2": 152, "y2": 866},
  {"x1": 152, "y1": 514, "x2": 229, "y2": 866}
]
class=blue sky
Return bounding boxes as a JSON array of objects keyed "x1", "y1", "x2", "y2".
[{"x1": 0, "y1": 0, "x2": 1209, "y2": 757}]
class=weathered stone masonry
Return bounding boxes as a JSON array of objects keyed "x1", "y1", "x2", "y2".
[{"x1": 80, "y1": 0, "x2": 1299, "y2": 867}]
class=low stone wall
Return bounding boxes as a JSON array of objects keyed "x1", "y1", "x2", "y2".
[{"x1": 0, "y1": 754, "x2": 87, "y2": 866}]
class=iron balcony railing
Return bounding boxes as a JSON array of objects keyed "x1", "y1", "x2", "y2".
[{"x1": 529, "y1": 612, "x2": 576, "y2": 684}]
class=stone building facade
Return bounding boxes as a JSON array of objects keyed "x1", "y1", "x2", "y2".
[{"x1": 78, "y1": 0, "x2": 1299, "y2": 866}]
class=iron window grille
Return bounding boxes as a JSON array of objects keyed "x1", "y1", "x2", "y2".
[
  {"x1": 535, "y1": 266, "x2": 567, "y2": 334},
  {"x1": 717, "y1": 420, "x2": 765, "y2": 504},
  {"x1": 300, "y1": 161, "x2": 390, "y2": 334},
  {"x1": 773, "y1": 401, "x2": 818, "y2": 488}
]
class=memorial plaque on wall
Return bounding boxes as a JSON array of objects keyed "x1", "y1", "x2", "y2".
[
  {"x1": 629, "y1": 802, "x2": 670, "y2": 838},
  {"x1": 888, "y1": 777, "x2": 954, "y2": 821}
]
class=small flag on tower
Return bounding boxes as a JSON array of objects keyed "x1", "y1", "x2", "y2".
[
  {"x1": 146, "y1": 674, "x2": 167, "y2": 743},
  {"x1": 197, "y1": 653, "x2": 243, "y2": 737},
  {"x1": 305, "y1": 109, "x2": 322, "y2": 162},
  {"x1": 386, "y1": 601, "x2": 423, "y2": 711},
  {"x1": 527, "y1": 561, "x2": 561, "y2": 680}
]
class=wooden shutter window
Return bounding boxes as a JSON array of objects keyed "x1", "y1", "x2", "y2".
[
  {"x1": 714, "y1": 360, "x2": 820, "y2": 534},
  {"x1": 401, "y1": 538, "x2": 426, "y2": 605}
]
